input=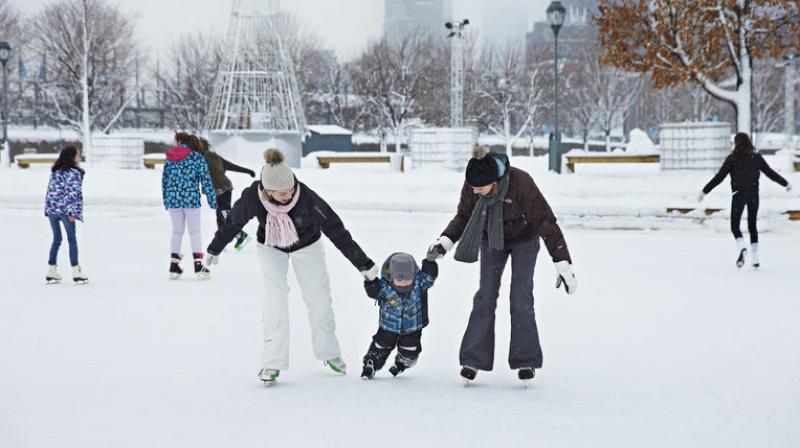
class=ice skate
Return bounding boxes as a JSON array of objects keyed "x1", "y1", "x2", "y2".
[
  {"x1": 460, "y1": 366, "x2": 477, "y2": 386},
  {"x1": 169, "y1": 253, "x2": 183, "y2": 280},
  {"x1": 735, "y1": 238, "x2": 747, "y2": 268},
  {"x1": 234, "y1": 232, "x2": 252, "y2": 252},
  {"x1": 518, "y1": 368, "x2": 535, "y2": 388},
  {"x1": 46, "y1": 265, "x2": 62, "y2": 284},
  {"x1": 360, "y1": 359, "x2": 375, "y2": 380},
  {"x1": 72, "y1": 266, "x2": 89, "y2": 284},
  {"x1": 324, "y1": 357, "x2": 347, "y2": 375},
  {"x1": 193, "y1": 253, "x2": 210, "y2": 280},
  {"x1": 751, "y1": 243, "x2": 760, "y2": 269},
  {"x1": 257, "y1": 368, "x2": 279, "y2": 387}
]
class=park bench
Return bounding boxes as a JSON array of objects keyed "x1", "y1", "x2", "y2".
[
  {"x1": 565, "y1": 153, "x2": 660, "y2": 173},
  {"x1": 15, "y1": 154, "x2": 58, "y2": 169},
  {"x1": 317, "y1": 153, "x2": 405, "y2": 172},
  {"x1": 667, "y1": 207, "x2": 800, "y2": 222},
  {"x1": 143, "y1": 154, "x2": 166, "y2": 169}
]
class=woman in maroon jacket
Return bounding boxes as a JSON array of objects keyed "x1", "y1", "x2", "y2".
[{"x1": 428, "y1": 148, "x2": 577, "y2": 385}]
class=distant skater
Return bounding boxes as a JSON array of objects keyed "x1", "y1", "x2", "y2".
[
  {"x1": 699, "y1": 132, "x2": 792, "y2": 269},
  {"x1": 44, "y1": 146, "x2": 89, "y2": 284}
]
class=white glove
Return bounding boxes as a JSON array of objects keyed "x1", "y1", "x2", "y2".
[
  {"x1": 206, "y1": 254, "x2": 219, "y2": 266},
  {"x1": 360, "y1": 264, "x2": 379, "y2": 281},
  {"x1": 787, "y1": 183, "x2": 793, "y2": 193},
  {"x1": 696, "y1": 192, "x2": 705, "y2": 203},
  {"x1": 554, "y1": 261, "x2": 577, "y2": 295},
  {"x1": 427, "y1": 236, "x2": 455, "y2": 260}
]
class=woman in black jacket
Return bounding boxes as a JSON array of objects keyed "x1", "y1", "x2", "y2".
[
  {"x1": 205, "y1": 149, "x2": 377, "y2": 386},
  {"x1": 700, "y1": 132, "x2": 792, "y2": 268}
]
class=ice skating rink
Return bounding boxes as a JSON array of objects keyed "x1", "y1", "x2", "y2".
[{"x1": 1, "y1": 205, "x2": 798, "y2": 448}]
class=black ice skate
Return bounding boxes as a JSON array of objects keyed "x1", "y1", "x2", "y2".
[
  {"x1": 460, "y1": 366, "x2": 477, "y2": 385},
  {"x1": 169, "y1": 253, "x2": 183, "y2": 280},
  {"x1": 518, "y1": 368, "x2": 535, "y2": 387},
  {"x1": 361, "y1": 360, "x2": 375, "y2": 380},
  {"x1": 193, "y1": 253, "x2": 210, "y2": 280}
]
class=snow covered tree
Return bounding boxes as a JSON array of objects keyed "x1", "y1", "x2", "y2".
[
  {"x1": 308, "y1": 58, "x2": 370, "y2": 131},
  {"x1": 597, "y1": 0, "x2": 800, "y2": 134},
  {"x1": 29, "y1": 0, "x2": 138, "y2": 157},
  {"x1": 157, "y1": 33, "x2": 223, "y2": 131}
]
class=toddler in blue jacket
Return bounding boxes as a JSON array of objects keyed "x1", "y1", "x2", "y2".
[{"x1": 361, "y1": 250, "x2": 438, "y2": 379}]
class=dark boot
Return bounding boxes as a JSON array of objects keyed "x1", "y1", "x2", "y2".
[
  {"x1": 193, "y1": 253, "x2": 210, "y2": 280},
  {"x1": 169, "y1": 253, "x2": 183, "y2": 280}
]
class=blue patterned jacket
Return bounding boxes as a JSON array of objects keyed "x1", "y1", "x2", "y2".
[
  {"x1": 161, "y1": 145, "x2": 217, "y2": 210},
  {"x1": 44, "y1": 167, "x2": 85, "y2": 221},
  {"x1": 366, "y1": 259, "x2": 438, "y2": 335}
]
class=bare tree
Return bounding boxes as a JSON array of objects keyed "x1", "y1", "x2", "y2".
[
  {"x1": 29, "y1": 0, "x2": 138, "y2": 156},
  {"x1": 751, "y1": 59, "x2": 784, "y2": 138},
  {"x1": 157, "y1": 33, "x2": 223, "y2": 131},
  {"x1": 351, "y1": 34, "x2": 438, "y2": 152}
]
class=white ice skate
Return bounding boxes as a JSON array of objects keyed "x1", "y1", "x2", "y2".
[
  {"x1": 46, "y1": 265, "x2": 62, "y2": 284},
  {"x1": 735, "y1": 238, "x2": 747, "y2": 269},
  {"x1": 751, "y1": 243, "x2": 760, "y2": 269},
  {"x1": 257, "y1": 368, "x2": 279, "y2": 387},
  {"x1": 324, "y1": 357, "x2": 347, "y2": 375},
  {"x1": 72, "y1": 266, "x2": 89, "y2": 284}
]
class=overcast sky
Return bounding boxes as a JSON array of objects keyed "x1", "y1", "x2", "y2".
[{"x1": 11, "y1": 0, "x2": 549, "y2": 60}]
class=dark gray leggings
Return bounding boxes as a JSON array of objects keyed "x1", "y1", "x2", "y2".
[{"x1": 731, "y1": 192, "x2": 759, "y2": 244}]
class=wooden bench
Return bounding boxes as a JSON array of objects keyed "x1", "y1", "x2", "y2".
[
  {"x1": 15, "y1": 154, "x2": 58, "y2": 169},
  {"x1": 666, "y1": 207, "x2": 723, "y2": 217},
  {"x1": 317, "y1": 154, "x2": 405, "y2": 172},
  {"x1": 143, "y1": 154, "x2": 166, "y2": 169},
  {"x1": 668, "y1": 208, "x2": 800, "y2": 222},
  {"x1": 565, "y1": 154, "x2": 660, "y2": 173}
]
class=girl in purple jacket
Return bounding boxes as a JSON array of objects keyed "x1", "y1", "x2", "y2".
[{"x1": 44, "y1": 146, "x2": 88, "y2": 284}]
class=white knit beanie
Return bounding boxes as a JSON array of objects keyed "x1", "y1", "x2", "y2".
[{"x1": 261, "y1": 149, "x2": 295, "y2": 191}]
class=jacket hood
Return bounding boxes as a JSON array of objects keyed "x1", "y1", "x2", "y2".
[{"x1": 166, "y1": 145, "x2": 192, "y2": 162}]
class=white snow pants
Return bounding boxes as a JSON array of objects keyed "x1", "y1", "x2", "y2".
[{"x1": 257, "y1": 239, "x2": 341, "y2": 370}]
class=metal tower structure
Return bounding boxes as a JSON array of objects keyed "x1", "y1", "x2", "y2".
[
  {"x1": 446, "y1": 19, "x2": 469, "y2": 127},
  {"x1": 204, "y1": 0, "x2": 306, "y2": 133}
]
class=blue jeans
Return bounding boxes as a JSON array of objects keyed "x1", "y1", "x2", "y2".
[{"x1": 48, "y1": 214, "x2": 79, "y2": 267}]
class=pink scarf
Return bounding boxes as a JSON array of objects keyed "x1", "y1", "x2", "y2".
[{"x1": 260, "y1": 185, "x2": 302, "y2": 248}]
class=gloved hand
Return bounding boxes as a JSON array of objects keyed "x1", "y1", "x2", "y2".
[
  {"x1": 696, "y1": 191, "x2": 705, "y2": 203},
  {"x1": 554, "y1": 261, "x2": 577, "y2": 295},
  {"x1": 427, "y1": 236, "x2": 454, "y2": 260},
  {"x1": 360, "y1": 264, "x2": 379, "y2": 281},
  {"x1": 206, "y1": 254, "x2": 220, "y2": 266},
  {"x1": 787, "y1": 183, "x2": 793, "y2": 193},
  {"x1": 248, "y1": 170, "x2": 256, "y2": 178},
  {"x1": 364, "y1": 278, "x2": 381, "y2": 298}
]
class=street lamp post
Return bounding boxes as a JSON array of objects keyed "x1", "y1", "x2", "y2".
[
  {"x1": 0, "y1": 41, "x2": 11, "y2": 167},
  {"x1": 446, "y1": 19, "x2": 469, "y2": 128},
  {"x1": 547, "y1": 1, "x2": 566, "y2": 173}
]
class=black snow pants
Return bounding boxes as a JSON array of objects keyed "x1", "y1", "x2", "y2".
[
  {"x1": 459, "y1": 238, "x2": 542, "y2": 371},
  {"x1": 215, "y1": 189, "x2": 245, "y2": 240},
  {"x1": 363, "y1": 329, "x2": 422, "y2": 373},
  {"x1": 731, "y1": 191, "x2": 759, "y2": 244}
]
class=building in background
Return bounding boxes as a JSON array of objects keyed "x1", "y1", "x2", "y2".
[
  {"x1": 481, "y1": 0, "x2": 530, "y2": 47},
  {"x1": 384, "y1": 0, "x2": 452, "y2": 42},
  {"x1": 527, "y1": 0, "x2": 598, "y2": 60}
]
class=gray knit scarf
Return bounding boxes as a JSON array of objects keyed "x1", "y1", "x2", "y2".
[{"x1": 454, "y1": 173, "x2": 511, "y2": 263}]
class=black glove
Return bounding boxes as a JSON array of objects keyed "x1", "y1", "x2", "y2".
[
  {"x1": 248, "y1": 170, "x2": 256, "y2": 178},
  {"x1": 364, "y1": 278, "x2": 381, "y2": 299}
]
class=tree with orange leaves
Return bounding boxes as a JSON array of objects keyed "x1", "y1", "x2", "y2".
[{"x1": 597, "y1": 0, "x2": 799, "y2": 134}]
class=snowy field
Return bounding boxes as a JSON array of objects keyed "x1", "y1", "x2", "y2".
[{"x1": 1, "y1": 157, "x2": 799, "y2": 447}]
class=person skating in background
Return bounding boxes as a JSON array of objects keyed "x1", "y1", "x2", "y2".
[
  {"x1": 44, "y1": 146, "x2": 88, "y2": 284},
  {"x1": 162, "y1": 132, "x2": 217, "y2": 280},
  {"x1": 428, "y1": 147, "x2": 577, "y2": 386},
  {"x1": 197, "y1": 137, "x2": 256, "y2": 251},
  {"x1": 699, "y1": 132, "x2": 792, "y2": 269},
  {"x1": 360, "y1": 251, "x2": 438, "y2": 380},
  {"x1": 205, "y1": 149, "x2": 377, "y2": 387}
]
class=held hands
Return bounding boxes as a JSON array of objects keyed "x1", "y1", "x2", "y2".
[
  {"x1": 206, "y1": 254, "x2": 220, "y2": 266},
  {"x1": 427, "y1": 236, "x2": 454, "y2": 260},
  {"x1": 696, "y1": 192, "x2": 705, "y2": 203},
  {"x1": 360, "y1": 264, "x2": 379, "y2": 281},
  {"x1": 554, "y1": 261, "x2": 577, "y2": 295},
  {"x1": 364, "y1": 278, "x2": 381, "y2": 298}
]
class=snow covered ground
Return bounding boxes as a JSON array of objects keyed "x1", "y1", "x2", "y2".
[{"x1": 1, "y1": 156, "x2": 799, "y2": 447}]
